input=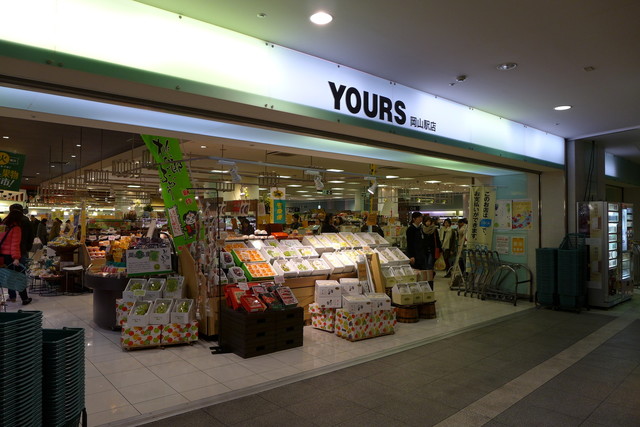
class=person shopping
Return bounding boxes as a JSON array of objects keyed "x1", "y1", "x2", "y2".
[
  {"x1": 439, "y1": 218, "x2": 454, "y2": 277},
  {"x1": 422, "y1": 216, "x2": 442, "y2": 290},
  {"x1": 1, "y1": 209, "x2": 32, "y2": 305},
  {"x1": 321, "y1": 213, "x2": 339, "y2": 233},
  {"x1": 406, "y1": 212, "x2": 429, "y2": 281},
  {"x1": 36, "y1": 218, "x2": 49, "y2": 246}
]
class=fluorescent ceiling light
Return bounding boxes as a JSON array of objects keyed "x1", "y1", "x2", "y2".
[
  {"x1": 327, "y1": 180, "x2": 345, "y2": 183},
  {"x1": 425, "y1": 180, "x2": 441, "y2": 184},
  {"x1": 76, "y1": 144, "x2": 81, "y2": 147},
  {"x1": 310, "y1": 11, "x2": 333, "y2": 25},
  {"x1": 210, "y1": 169, "x2": 226, "y2": 173},
  {"x1": 200, "y1": 145, "x2": 206, "y2": 148},
  {"x1": 398, "y1": 177, "x2": 413, "y2": 180},
  {"x1": 326, "y1": 168, "x2": 343, "y2": 172},
  {"x1": 302, "y1": 194, "x2": 313, "y2": 197},
  {"x1": 287, "y1": 184, "x2": 302, "y2": 187},
  {"x1": 385, "y1": 175, "x2": 399, "y2": 179},
  {"x1": 409, "y1": 187, "x2": 420, "y2": 190},
  {"x1": 279, "y1": 175, "x2": 291, "y2": 179},
  {"x1": 378, "y1": 184, "x2": 388, "y2": 187},
  {"x1": 2, "y1": 136, "x2": 8, "y2": 139},
  {"x1": 258, "y1": 187, "x2": 267, "y2": 190},
  {"x1": 127, "y1": 185, "x2": 141, "y2": 188},
  {"x1": 332, "y1": 187, "x2": 344, "y2": 190},
  {"x1": 296, "y1": 190, "x2": 309, "y2": 193},
  {"x1": 554, "y1": 105, "x2": 572, "y2": 111}
]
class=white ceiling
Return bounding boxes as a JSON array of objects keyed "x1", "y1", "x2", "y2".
[{"x1": 137, "y1": 0, "x2": 640, "y2": 162}]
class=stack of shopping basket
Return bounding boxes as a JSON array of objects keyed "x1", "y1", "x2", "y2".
[
  {"x1": 535, "y1": 247, "x2": 558, "y2": 307},
  {"x1": 42, "y1": 327, "x2": 85, "y2": 426},
  {"x1": 0, "y1": 311, "x2": 43, "y2": 427}
]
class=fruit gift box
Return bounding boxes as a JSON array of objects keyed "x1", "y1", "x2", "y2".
[
  {"x1": 146, "y1": 278, "x2": 166, "y2": 300},
  {"x1": 232, "y1": 248, "x2": 266, "y2": 264},
  {"x1": 241, "y1": 262, "x2": 276, "y2": 281},
  {"x1": 163, "y1": 276, "x2": 185, "y2": 299},
  {"x1": 171, "y1": 299, "x2": 196, "y2": 323},
  {"x1": 123, "y1": 278, "x2": 148, "y2": 302},
  {"x1": 308, "y1": 302, "x2": 336, "y2": 332},
  {"x1": 335, "y1": 309, "x2": 371, "y2": 342},
  {"x1": 128, "y1": 300, "x2": 154, "y2": 326},
  {"x1": 161, "y1": 322, "x2": 199, "y2": 345},
  {"x1": 368, "y1": 309, "x2": 397, "y2": 337},
  {"x1": 121, "y1": 324, "x2": 164, "y2": 348},
  {"x1": 149, "y1": 299, "x2": 174, "y2": 324},
  {"x1": 115, "y1": 299, "x2": 135, "y2": 326}
]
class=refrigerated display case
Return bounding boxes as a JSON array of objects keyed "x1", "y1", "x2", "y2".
[{"x1": 577, "y1": 201, "x2": 633, "y2": 308}]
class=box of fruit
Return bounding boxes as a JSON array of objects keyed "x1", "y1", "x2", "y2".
[
  {"x1": 241, "y1": 262, "x2": 276, "y2": 281},
  {"x1": 149, "y1": 299, "x2": 174, "y2": 325},
  {"x1": 163, "y1": 276, "x2": 184, "y2": 299},
  {"x1": 272, "y1": 259, "x2": 298, "y2": 277},
  {"x1": 121, "y1": 324, "x2": 164, "y2": 348},
  {"x1": 232, "y1": 248, "x2": 266, "y2": 264},
  {"x1": 127, "y1": 300, "x2": 154, "y2": 326},
  {"x1": 146, "y1": 278, "x2": 166, "y2": 300},
  {"x1": 123, "y1": 278, "x2": 148, "y2": 302},
  {"x1": 115, "y1": 299, "x2": 135, "y2": 327},
  {"x1": 308, "y1": 302, "x2": 336, "y2": 332},
  {"x1": 171, "y1": 299, "x2": 196, "y2": 324},
  {"x1": 161, "y1": 322, "x2": 199, "y2": 345}
]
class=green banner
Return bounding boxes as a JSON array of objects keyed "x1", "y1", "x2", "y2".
[
  {"x1": 142, "y1": 135, "x2": 198, "y2": 251},
  {"x1": 0, "y1": 151, "x2": 25, "y2": 191}
]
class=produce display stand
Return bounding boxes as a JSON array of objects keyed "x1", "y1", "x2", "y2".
[{"x1": 84, "y1": 273, "x2": 129, "y2": 330}]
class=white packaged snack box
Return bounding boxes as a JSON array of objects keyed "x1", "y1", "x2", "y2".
[
  {"x1": 340, "y1": 278, "x2": 362, "y2": 295},
  {"x1": 342, "y1": 295, "x2": 372, "y2": 314},
  {"x1": 321, "y1": 252, "x2": 344, "y2": 273},
  {"x1": 273, "y1": 259, "x2": 299, "y2": 277},
  {"x1": 365, "y1": 292, "x2": 392, "y2": 311},
  {"x1": 315, "y1": 280, "x2": 342, "y2": 298}
]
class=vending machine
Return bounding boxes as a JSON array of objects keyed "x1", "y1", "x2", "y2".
[{"x1": 577, "y1": 201, "x2": 633, "y2": 308}]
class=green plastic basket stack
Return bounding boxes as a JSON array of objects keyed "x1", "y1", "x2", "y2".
[
  {"x1": 535, "y1": 248, "x2": 558, "y2": 307},
  {"x1": 557, "y1": 233, "x2": 588, "y2": 310},
  {"x1": 0, "y1": 311, "x2": 43, "y2": 427},
  {"x1": 42, "y1": 328, "x2": 85, "y2": 427}
]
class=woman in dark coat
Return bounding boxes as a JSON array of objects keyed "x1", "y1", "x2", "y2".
[
  {"x1": 406, "y1": 212, "x2": 428, "y2": 279},
  {"x1": 422, "y1": 216, "x2": 442, "y2": 290}
]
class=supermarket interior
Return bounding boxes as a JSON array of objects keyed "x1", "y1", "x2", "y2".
[{"x1": 1, "y1": 1, "x2": 640, "y2": 426}]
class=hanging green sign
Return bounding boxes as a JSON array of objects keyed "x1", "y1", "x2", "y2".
[
  {"x1": 0, "y1": 151, "x2": 25, "y2": 191},
  {"x1": 141, "y1": 135, "x2": 198, "y2": 252}
]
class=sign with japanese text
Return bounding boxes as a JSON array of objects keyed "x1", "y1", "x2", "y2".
[
  {"x1": 269, "y1": 188, "x2": 286, "y2": 224},
  {"x1": 126, "y1": 247, "x2": 172, "y2": 276},
  {"x1": 0, "y1": 151, "x2": 25, "y2": 191},
  {"x1": 142, "y1": 135, "x2": 198, "y2": 252},
  {"x1": 511, "y1": 236, "x2": 526, "y2": 256},
  {"x1": 512, "y1": 199, "x2": 533, "y2": 230},
  {"x1": 468, "y1": 186, "x2": 496, "y2": 248}
]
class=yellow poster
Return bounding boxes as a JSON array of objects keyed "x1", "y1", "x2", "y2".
[
  {"x1": 511, "y1": 236, "x2": 526, "y2": 255},
  {"x1": 512, "y1": 199, "x2": 533, "y2": 230}
]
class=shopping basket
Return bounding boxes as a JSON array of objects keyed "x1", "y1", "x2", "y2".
[{"x1": 0, "y1": 264, "x2": 28, "y2": 292}]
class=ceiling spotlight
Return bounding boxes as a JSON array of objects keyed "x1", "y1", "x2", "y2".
[
  {"x1": 496, "y1": 62, "x2": 517, "y2": 71},
  {"x1": 310, "y1": 11, "x2": 333, "y2": 25},
  {"x1": 554, "y1": 105, "x2": 572, "y2": 111},
  {"x1": 455, "y1": 75, "x2": 467, "y2": 82},
  {"x1": 314, "y1": 175, "x2": 324, "y2": 191},
  {"x1": 367, "y1": 180, "x2": 378, "y2": 195},
  {"x1": 230, "y1": 165, "x2": 242, "y2": 183}
]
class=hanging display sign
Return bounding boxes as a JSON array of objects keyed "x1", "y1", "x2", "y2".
[
  {"x1": 269, "y1": 188, "x2": 286, "y2": 224},
  {"x1": 512, "y1": 199, "x2": 533, "y2": 230},
  {"x1": 125, "y1": 247, "x2": 172, "y2": 276},
  {"x1": 511, "y1": 236, "x2": 526, "y2": 256},
  {"x1": 494, "y1": 200, "x2": 512, "y2": 230},
  {"x1": 468, "y1": 186, "x2": 496, "y2": 248},
  {"x1": 0, "y1": 151, "x2": 25, "y2": 191},
  {"x1": 495, "y1": 235, "x2": 510, "y2": 255},
  {"x1": 142, "y1": 134, "x2": 198, "y2": 252}
]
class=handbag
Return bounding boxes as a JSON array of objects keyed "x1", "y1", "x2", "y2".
[{"x1": 434, "y1": 255, "x2": 446, "y2": 271}]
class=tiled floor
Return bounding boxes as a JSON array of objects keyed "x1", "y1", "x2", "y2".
[{"x1": 2, "y1": 276, "x2": 535, "y2": 426}]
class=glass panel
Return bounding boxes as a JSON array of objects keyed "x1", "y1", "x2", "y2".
[{"x1": 609, "y1": 242, "x2": 617, "y2": 251}]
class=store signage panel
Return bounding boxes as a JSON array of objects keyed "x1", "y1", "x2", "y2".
[
  {"x1": 126, "y1": 247, "x2": 172, "y2": 276},
  {"x1": 0, "y1": 151, "x2": 25, "y2": 191},
  {"x1": 0, "y1": 0, "x2": 564, "y2": 166}
]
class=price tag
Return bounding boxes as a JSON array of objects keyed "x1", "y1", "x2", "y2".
[
  {"x1": 133, "y1": 289, "x2": 146, "y2": 297},
  {"x1": 274, "y1": 275, "x2": 286, "y2": 284}
]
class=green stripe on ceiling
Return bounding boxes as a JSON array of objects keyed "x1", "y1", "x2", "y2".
[{"x1": 0, "y1": 39, "x2": 563, "y2": 171}]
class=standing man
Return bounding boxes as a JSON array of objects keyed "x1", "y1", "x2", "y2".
[{"x1": 406, "y1": 211, "x2": 428, "y2": 281}]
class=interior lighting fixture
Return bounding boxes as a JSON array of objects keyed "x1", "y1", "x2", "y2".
[
  {"x1": 127, "y1": 185, "x2": 141, "y2": 188},
  {"x1": 496, "y1": 62, "x2": 517, "y2": 71},
  {"x1": 425, "y1": 180, "x2": 441, "y2": 184},
  {"x1": 554, "y1": 105, "x2": 572, "y2": 111},
  {"x1": 314, "y1": 175, "x2": 324, "y2": 191},
  {"x1": 230, "y1": 165, "x2": 242, "y2": 183},
  {"x1": 366, "y1": 177, "x2": 378, "y2": 195},
  {"x1": 310, "y1": 11, "x2": 333, "y2": 25},
  {"x1": 2, "y1": 136, "x2": 8, "y2": 139},
  {"x1": 71, "y1": 155, "x2": 76, "y2": 158},
  {"x1": 287, "y1": 184, "x2": 302, "y2": 187},
  {"x1": 210, "y1": 169, "x2": 225, "y2": 173},
  {"x1": 200, "y1": 145, "x2": 207, "y2": 148},
  {"x1": 385, "y1": 175, "x2": 399, "y2": 179},
  {"x1": 279, "y1": 175, "x2": 291, "y2": 179},
  {"x1": 326, "y1": 169, "x2": 343, "y2": 172},
  {"x1": 327, "y1": 180, "x2": 345, "y2": 184},
  {"x1": 76, "y1": 144, "x2": 82, "y2": 147}
]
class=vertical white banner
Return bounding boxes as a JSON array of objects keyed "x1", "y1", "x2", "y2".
[{"x1": 468, "y1": 186, "x2": 496, "y2": 248}]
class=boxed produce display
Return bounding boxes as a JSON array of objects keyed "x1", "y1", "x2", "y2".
[
  {"x1": 220, "y1": 251, "x2": 236, "y2": 268},
  {"x1": 290, "y1": 258, "x2": 313, "y2": 276},
  {"x1": 272, "y1": 259, "x2": 299, "y2": 277},
  {"x1": 241, "y1": 262, "x2": 276, "y2": 281},
  {"x1": 128, "y1": 300, "x2": 153, "y2": 326},
  {"x1": 247, "y1": 239, "x2": 266, "y2": 250},
  {"x1": 261, "y1": 247, "x2": 285, "y2": 262},
  {"x1": 339, "y1": 232, "x2": 367, "y2": 248},
  {"x1": 370, "y1": 233, "x2": 390, "y2": 246},
  {"x1": 164, "y1": 276, "x2": 185, "y2": 299},
  {"x1": 280, "y1": 247, "x2": 301, "y2": 259},
  {"x1": 224, "y1": 242, "x2": 248, "y2": 252},
  {"x1": 340, "y1": 278, "x2": 362, "y2": 295},
  {"x1": 275, "y1": 286, "x2": 299, "y2": 308},
  {"x1": 297, "y1": 246, "x2": 319, "y2": 258},
  {"x1": 171, "y1": 299, "x2": 196, "y2": 323},
  {"x1": 315, "y1": 280, "x2": 341, "y2": 298},
  {"x1": 308, "y1": 258, "x2": 331, "y2": 275},
  {"x1": 258, "y1": 292, "x2": 284, "y2": 310},
  {"x1": 149, "y1": 299, "x2": 174, "y2": 324},
  {"x1": 264, "y1": 239, "x2": 281, "y2": 248},
  {"x1": 368, "y1": 309, "x2": 397, "y2": 337},
  {"x1": 373, "y1": 250, "x2": 391, "y2": 266},
  {"x1": 335, "y1": 252, "x2": 356, "y2": 272},
  {"x1": 240, "y1": 294, "x2": 267, "y2": 313},
  {"x1": 87, "y1": 245, "x2": 107, "y2": 259},
  {"x1": 280, "y1": 239, "x2": 302, "y2": 247},
  {"x1": 322, "y1": 233, "x2": 349, "y2": 250},
  {"x1": 308, "y1": 302, "x2": 336, "y2": 332},
  {"x1": 354, "y1": 232, "x2": 377, "y2": 246},
  {"x1": 123, "y1": 278, "x2": 148, "y2": 301},
  {"x1": 146, "y1": 278, "x2": 166, "y2": 300},
  {"x1": 335, "y1": 310, "x2": 370, "y2": 341},
  {"x1": 302, "y1": 235, "x2": 332, "y2": 252},
  {"x1": 417, "y1": 281, "x2": 435, "y2": 302},
  {"x1": 321, "y1": 252, "x2": 344, "y2": 273},
  {"x1": 342, "y1": 249, "x2": 364, "y2": 265},
  {"x1": 115, "y1": 299, "x2": 135, "y2": 326},
  {"x1": 227, "y1": 266, "x2": 248, "y2": 283},
  {"x1": 162, "y1": 322, "x2": 199, "y2": 345},
  {"x1": 342, "y1": 295, "x2": 372, "y2": 314},
  {"x1": 382, "y1": 267, "x2": 397, "y2": 287},
  {"x1": 121, "y1": 324, "x2": 164, "y2": 348},
  {"x1": 365, "y1": 293, "x2": 392, "y2": 311},
  {"x1": 387, "y1": 247, "x2": 410, "y2": 264},
  {"x1": 232, "y1": 248, "x2": 266, "y2": 264},
  {"x1": 315, "y1": 295, "x2": 342, "y2": 309},
  {"x1": 408, "y1": 283, "x2": 424, "y2": 304},
  {"x1": 392, "y1": 284, "x2": 414, "y2": 305}
]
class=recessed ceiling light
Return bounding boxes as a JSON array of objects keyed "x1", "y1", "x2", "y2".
[
  {"x1": 310, "y1": 11, "x2": 333, "y2": 25},
  {"x1": 36, "y1": 172, "x2": 40, "y2": 175},
  {"x1": 279, "y1": 175, "x2": 291, "y2": 179},
  {"x1": 287, "y1": 184, "x2": 302, "y2": 187},
  {"x1": 554, "y1": 105, "x2": 572, "y2": 111},
  {"x1": 496, "y1": 62, "x2": 517, "y2": 71},
  {"x1": 385, "y1": 175, "x2": 399, "y2": 179},
  {"x1": 127, "y1": 185, "x2": 141, "y2": 188},
  {"x1": 2, "y1": 136, "x2": 8, "y2": 139},
  {"x1": 425, "y1": 180, "x2": 441, "y2": 184},
  {"x1": 76, "y1": 144, "x2": 81, "y2": 147},
  {"x1": 327, "y1": 180, "x2": 345, "y2": 183},
  {"x1": 257, "y1": 12, "x2": 267, "y2": 18},
  {"x1": 200, "y1": 145, "x2": 207, "y2": 149},
  {"x1": 326, "y1": 168, "x2": 343, "y2": 172},
  {"x1": 71, "y1": 155, "x2": 76, "y2": 158},
  {"x1": 296, "y1": 190, "x2": 309, "y2": 193}
]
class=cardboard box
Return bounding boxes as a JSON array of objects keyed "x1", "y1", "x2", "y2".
[
  {"x1": 315, "y1": 295, "x2": 342, "y2": 308},
  {"x1": 308, "y1": 302, "x2": 336, "y2": 332},
  {"x1": 369, "y1": 309, "x2": 397, "y2": 336},
  {"x1": 149, "y1": 299, "x2": 174, "y2": 325},
  {"x1": 115, "y1": 299, "x2": 135, "y2": 327},
  {"x1": 365, "y1": 292, "x2": 392, "y2": 311},
  {"x1": 340, "y1": 278, "x2": 362, "y2": 295},
  {"x1": 146, "y1": 278, "x2": 166, "y2": 300},
  {"x1": 408, "y1": 283, "x2": 424, "y2": 304},
  {"x1": 321, "y1": 253, "x2": 344, "y2": 273},
  {"x1": 162, "y1": 322, "x2": 199, "y2": 345},
  {"x1": 335, "y1": 309, "x2": 370, "y2": 341},
  {"x1": 417, "y1": 281, "x2": 435, "y2": 302},
  {"x1": 315, "y1": 280, "x2": 341, "y2": 298},
  {"x1": 164, "y1": 276, "x2": 185, "y2": 299},
  {"x1": 392, "y1": 284, "x2": 414, "y2": 305},
  {"x1": 123, "y1": 278, "x2": 148, "y2": 302},
  {"x1": 342, "y1": 295, "x2": 371, "y2": 314},
  {"x1": 121, "y1": 324, "x2": 163, "y2": 348},
  {"x1": 127, "y1": 300, "x2": 154, "y2": 326},
  {"x1": 308, "y1": 258, "x2": 331, "y2": 275},
  {"x1": 171, "y1": 299, "x2": 196, "y2": 323}
]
